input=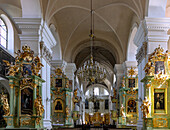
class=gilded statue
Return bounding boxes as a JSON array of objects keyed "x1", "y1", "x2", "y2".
[
  {"x1": 1, "y1": 93, "x2": 10, "y2": 116},
  {"x1": 34, "y1": 95, "x2": 44, "y2": 124},
  {"x1": 65, "y1": 106, "x2": 69, "y2": 120},
  {"x1": 140, "y1": 96, "x2": 150, "y2": 118},
  {"x1": 120, "y1": 104, "x2": 125, "y2": 117}
]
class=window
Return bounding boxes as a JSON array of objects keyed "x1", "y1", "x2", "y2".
[
  {"x1": 94, "y1": 87, "x2": 99, "y2": 95},
  {"x1": 104, "y1": 89, "x2": 109, "y2": 95},
  {"x1": 0, "y1": 18, "x2": 7, "y2": 49}
]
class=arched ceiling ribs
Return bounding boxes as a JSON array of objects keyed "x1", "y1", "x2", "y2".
[
  {"x1": 132, "y1": 0, "x2": 143, "y2": 19},
  {"x1": 63, "y1": 13, "x2": 90, "y2": 56},
  {"x1": 45, "y1": 0, "x2": 58, "y2": 21},
  {"x1": 94, "y1": 2, "x2": 141, "y2": 20},
  {"x1": 46, "y1": 5, "x2": 90, "y2": 24},
  {"x1": 93, "y1": 12, "x2": 124, "y2": 56}
]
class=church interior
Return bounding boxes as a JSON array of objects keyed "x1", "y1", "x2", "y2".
[{"x1": 1, "y1": 0, "x2": 170, "y2": 130}]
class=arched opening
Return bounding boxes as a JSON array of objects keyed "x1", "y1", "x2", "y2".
[
  {"x1": 127, "y1": 26, "x2": 138, "y2": 61},
  {"x1": 0, "y1": 14, "x2": 14, "y2": 55}
]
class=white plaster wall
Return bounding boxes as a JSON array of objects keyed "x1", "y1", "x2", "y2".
[{"x1": 148, "y1": 0, "x2": 167, "y2": 17}]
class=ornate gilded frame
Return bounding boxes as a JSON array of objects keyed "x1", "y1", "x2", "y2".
[
  {"x1": 152, "y1": 88, "x2": 167, "y2": 115},
  {"x1": 54, "y1": 99, "x2": 64, "y2": 113},
  {"x1": 20, "y1": 86, "x2": 33, "y2": 116}
]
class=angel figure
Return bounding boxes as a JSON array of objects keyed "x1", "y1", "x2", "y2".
[
  {"x1": 140, "y1": 96, "x2": 150, "y2": 118},
  {"x1": 34, "y1": 96, "x2": 44, "y2": 116},
  {"x1": 120, "y1": 104, "x2": 125, "y2": 117},
  {"x1": 1, "y1": 93, "x2": 10, "y2": 116}
]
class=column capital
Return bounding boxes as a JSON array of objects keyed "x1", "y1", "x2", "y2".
[
  {"x1": 114, "y1": 64, "x2": 124, "y2": 76},
  {"x1": 65, "y1": 63, "x2": 77, "y2": 81}
]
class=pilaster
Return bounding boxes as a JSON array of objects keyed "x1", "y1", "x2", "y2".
[
  {"x1": 13, "y1": 18, "x2": 41, "y2": 56},
  {"x1": 114, "y1": 64, "x2": 124, "y2": 92}
]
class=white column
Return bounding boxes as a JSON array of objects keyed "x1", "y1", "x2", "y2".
[
  {"x1": 41, "y1": 58, "x2": 47, "y2": 119},
  {"x1": 43, "y1": 63, "x2": 52, "y2": 129},
  {"x1": 114, "y1": 64, "x2": 124, "y2": 94}
]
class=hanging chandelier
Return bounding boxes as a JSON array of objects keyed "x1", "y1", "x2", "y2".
[{"x1": 77, "y1": 0, "x2": 106, "y2": 83}]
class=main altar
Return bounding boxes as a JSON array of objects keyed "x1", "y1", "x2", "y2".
[
  {"x1": 141, "y1": 45, "x2": 170, "y2": 129},
  {"x1": 2, "y1": 45, "x2": 45, "y2": 128}
]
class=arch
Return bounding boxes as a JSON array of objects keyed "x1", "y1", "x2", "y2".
[
  {"x1": 127, "y1": 25, "x2": 138, "y2": 61},
  {"x1": 0, "y1": 14, "x2": 14, "y2": 55},
  {"x1": 166, "y1": 0, "x2": 170, "y2": 17},
  {"x1": 85, "y1": 83, "x2": 109, "y2": 95},
  {"x1": 0, "y1": 17, "x2": 7, "y2": 49}
]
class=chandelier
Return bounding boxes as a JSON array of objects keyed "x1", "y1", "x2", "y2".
[{"x1": 77, "y1": 0, "x2": 106, "y2": 83}]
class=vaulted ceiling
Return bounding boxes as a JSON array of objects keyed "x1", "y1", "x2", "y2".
[{"x1": 0, "y1": 0, "x2": 147, "y2": 88}]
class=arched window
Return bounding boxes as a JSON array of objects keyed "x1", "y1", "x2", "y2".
[{"x1": 0, "y1": 18, "x2": 7, "y2": 49}]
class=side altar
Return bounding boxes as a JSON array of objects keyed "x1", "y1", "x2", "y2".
[
  {"x1": 118, "y1": 67, "x2": 138, "y2": 128},
  {"x1": 51, "y1": 68, "x2": 73, "y2": 128},
  {"x1": 141, "y1": 45, "x2": 170, "y2": 129},
  {"x1": 2, "y1": 45, "x2": 45, "y2": 128}
]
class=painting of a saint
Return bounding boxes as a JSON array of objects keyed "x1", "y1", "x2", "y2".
[
  {"x1": 21, "y1": 88, "x2": 33, "y2": 115},
  {"x1": 55, "y1": 79, "x2": 62, "y2": 87},
  {"x1": 127, "y1": 100, "x2": 136, "y2": 113},
  {"x1": 154, "y1": 92, "x2": 164, "y2": 110},
  {"x1": 55, "y1": 101, "x2": 62, "y2": 110},
  {"x1": 128, "y1": 79, "x2": 135, "y2": 88},
  {"x1": 23, "y1": 64, "x2": 32, "y2": 76},
  {"x1": 155, "y1": 61, "x2": 165, "y2": 74}
]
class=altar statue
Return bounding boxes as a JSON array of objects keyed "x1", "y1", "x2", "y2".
[
  {"x1": 1, "y1": 93, "x2": 10, "y2": 116},
  {"x1": 120, "y1": 104, "x2": 125, "y2": 117},
  {"x1": 140, "y1": 96, "x2": 150, "y2": 118}
]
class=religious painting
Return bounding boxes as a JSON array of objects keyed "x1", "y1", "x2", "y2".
[
  {"x1": 105, "y1": 99, "x2": 109, "y2": 109},
  {"x1": 55, "y1": 79, "x2": 62, "y2": 88},
  {"x1": 85, "y1": 99, "x2": 89, "y2": 109},
  {"x1": 155, "y1": 61, "x2": 165, "y2": 74},
  {"x1": 127, "y1": 99, "x2": 136, "y2": 113},
  {"x1": 128, "y1": 79, "x2": 135, "y2": 88},
  {"x1": 21, "y1": 87, "x2": 33, "y2": 115},
  {"x1": 154, "y1": 91, "x2": 164, "y2": 110},
  {"x1": 54, "y1": 99, "x2": 63, "y2": 112},
  {"x1": 23, "y1": 64, "x2": 32, "y2": 76},
  {"x1": 94, "y1": 100, "x2": 100, "y2": 110}
]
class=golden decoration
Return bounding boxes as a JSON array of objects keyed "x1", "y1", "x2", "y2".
[
  {"x1": 144, "y1": 45, "x2": 168, "y2": 76},
  {"x1": 66, "y1": 80, "x2": 69, "y2": 88},
  {"x1": 127, "y1": 88, "x2": 137, "y2": 95},
  {"x1": 120, "y1": 104, "x2": 125, "y2": 117},
  {"x1": 122, "y1": 76, "x2": 125, "y2": 87},
  {"x1": 65, "y1": 106, "x2": 69, "y2": 120},
  {"x1": 3, "y1": 45, "x2": 43, "y2": 78},
  {"x1": 128, "y1": 67, "x2": 136, "y2": 77},
  {"x1": 153, "y1": 118, "x2": 168, "y2": 128},
  {"x1": 34, "y1": 95, "x2": 44, "y2": 125},
  {"x1": 0, "y1": 92, "x2": 10, "y2": 116},
  {"x1": 140, "y1": 97, "x2": 150, "y2": 118},
  {"x1": 55, "y1": 68, "x2": 63, "y2": 76},
  {"x1": 22, "y1": 118, "x2": 31, "y2": 126}
]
